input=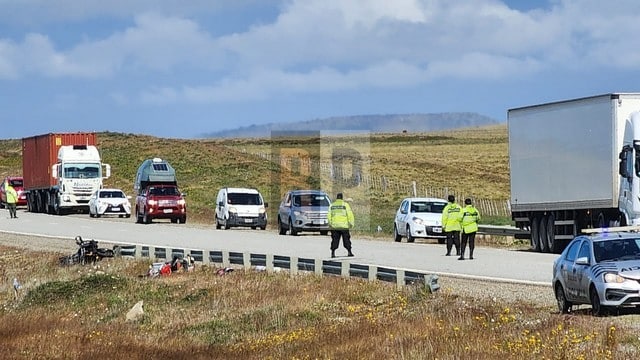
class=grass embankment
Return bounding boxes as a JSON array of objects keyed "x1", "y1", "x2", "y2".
[
  {"x1": 0, "y1": 126, "x2": 511, "y2": 232},
  {"x1": 0, "y1": 245, "x2": 635, "y2": 359}
]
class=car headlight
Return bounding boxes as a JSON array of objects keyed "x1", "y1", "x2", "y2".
[
  {"x1": 148, "y1": 199, "x2": 157, "y2": 206},
  {"x1": 178, "y1": 199, "x2": 186, "y2": 205},
  {"x1": 229, "y1": 206, "x2": 237, "y2": 213},
  {"x1": 412, "y1": 217, "x2": 424, "y2": 225},
  {"x1": 293, "y1": 210, "x2": 301, "y2": 216},
  {"x1": 603, "y1": 272, "x2": 626, "y2": 283}
]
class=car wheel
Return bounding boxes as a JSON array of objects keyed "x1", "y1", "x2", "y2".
[
  {"x1": 438, "y1": 238, "x2": 446, "y2": 244},
  {"x1": 179, "y1": 216, "x2": 186, "y2": 224},
  {"x1": 89, "y1": 211, "x2": 95, "y2": 218},
  {"x1": 554, "y1": 282, "x2": 572, "y2": 314},
  {"x1": 289, "y1": 218, "x2": 298, "y2": 236},
  {"x1": 251, "y1": 226, "x2": 256, "y2": 230},
  {"x1": 96, "y1": 213, "x2": 101, "y2": 218},
  {"x1": 260, "y1": 225, "x2": 266, "y2": 230},
  {"x1": 125, "y1": 214, "x2": 131, "y2": 218},
  {"x1": 406, "y1": 225, "x2": 415, "y2": 243},
  {"x1": 393, "y1": 224, "x2": 402, "y2": 242},
  {"x1": 278, "y1": 217, "x2": 286, "y2": 235},
  {"x1": 215, "y1": 213, "x2": 222, "y2": 229},
  {"x1": 171, "y1": 218, "x2": 178, "y2": 224},
  {"x1": 143, "y1": 211, "x2": 151, "y2": 224},
  {"x1": 590, "y1": 286, "x2": 606, "y2": 316},
  {"x1": 320, "y1": 230, "x2": 328, "y2": 235},
  {"x1": 136, "y1": 207, "x2": 143, "y2": 224},
  {"x1": 224, "y1": 217, "x2": 230, "y2": 230}
]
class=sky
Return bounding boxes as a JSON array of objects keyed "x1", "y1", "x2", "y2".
[{"x1": 1, "y1": 0, "x2": 640, "y2": 139}]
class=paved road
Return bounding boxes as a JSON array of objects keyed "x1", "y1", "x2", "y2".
[{"x1": 0, "y1": 209, "x2": 558, "y2": 285}]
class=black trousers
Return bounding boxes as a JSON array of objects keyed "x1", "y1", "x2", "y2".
[
  {"x1": 330, "y1": 230, "x2": 352, "y2": 251},
  {"x1": 460, "y1": 231, "x2": 476, "y2": 258},
  {"x1": 7, "y1": 203, "x2": 17, "y2": 218},
  {"x1": 446, "y1": 230, "x2": 460, "y2": 255}
]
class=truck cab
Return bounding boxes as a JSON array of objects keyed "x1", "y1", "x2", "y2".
[
  {"x1": 134, "y1": 158, "x2": 187, "y2": 224},
  {"x1": 51, "y1": 145, "x2": 111, "y2": 214}
]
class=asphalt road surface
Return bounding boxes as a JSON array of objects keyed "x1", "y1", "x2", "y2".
[{"x1": 0, "y1": 209, "x2": 558, "y2": 285}]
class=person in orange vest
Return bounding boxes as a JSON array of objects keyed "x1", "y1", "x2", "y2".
[
  {"x1": 441, "y1": 195, "x2": 462, "y2": 256},
  {"x1": 459, "y1": 198, "x2": 481, "y2": 260}
]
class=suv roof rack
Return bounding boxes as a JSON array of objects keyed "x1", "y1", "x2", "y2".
[{"x1": 582, "y1": 225, "x2": 640, "y2": 234}]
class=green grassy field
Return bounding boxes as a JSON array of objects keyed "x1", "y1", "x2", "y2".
[{"x1": 0, "y1": 126, "x2": 511, "y2": 233}]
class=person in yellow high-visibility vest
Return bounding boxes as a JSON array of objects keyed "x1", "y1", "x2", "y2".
[
  {"x1": 441, "y1": 195, "x2": 462, "y2": 256},
  {"x1": 5, "y1": 184, "x2": 18, "y2": 219},
  {"x1": 459, "y1": 198, "x2": 481, "y2": 260},
  {"x1": 327, "y1": 193, "x2": 355, "y2": 258}
]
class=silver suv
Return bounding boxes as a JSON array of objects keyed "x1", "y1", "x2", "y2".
[{"x1": 278, "y1": 190, "x2": 331, "y2": 236}]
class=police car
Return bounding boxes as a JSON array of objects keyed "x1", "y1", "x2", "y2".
[{"x1": 552, "y1": 226, "x2": 640, "y2": 316}]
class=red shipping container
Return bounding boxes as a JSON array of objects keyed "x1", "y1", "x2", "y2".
[{"x1": 22, "y1": 133, "x2": 97, "y2": 190}]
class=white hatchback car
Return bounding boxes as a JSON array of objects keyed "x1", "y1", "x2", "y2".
[
  {"x1": 89, "y1": 188, "x2": 132, "y2": 218},
  {"x1": 394, "y1": 197, "x2": 448, "y2": 243}
]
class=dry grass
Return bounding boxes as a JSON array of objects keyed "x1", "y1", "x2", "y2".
[{"x1": 1, "y1": 244, "x2": 638, "y2": 359}]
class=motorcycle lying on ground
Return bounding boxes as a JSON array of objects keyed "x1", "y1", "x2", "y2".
[{"x1": 59, "y1": 236, "x2": 115, "y2": 266}]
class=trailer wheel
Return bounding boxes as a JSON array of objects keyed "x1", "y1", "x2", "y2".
[
  {"x1": 540, "y1": 216, "x2": 550, "y2": 253},
  {"x1": 546, "y1": 214, "x2": 559, "y2": 253},
  {"x1": 530, "y1": 216, "x2": 541, "y2": 252}
]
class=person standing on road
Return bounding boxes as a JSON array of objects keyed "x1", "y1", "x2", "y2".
[
  {"x1": 5, "y1": 183, "x2": 18, "y2": 218},
  {"x1": 459, "y1": 198, "x2": 480, "y2": 260},
  {"x1": 442, "y1": 194, "x2": 462, "y2": 256},
  {"x1": 327, "y1": 193, "x2": 355, "y2": 258}
]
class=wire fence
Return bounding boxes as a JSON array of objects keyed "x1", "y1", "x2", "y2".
[{"x1": 242, "y1": 150, "x2": 511, "y2": 217}]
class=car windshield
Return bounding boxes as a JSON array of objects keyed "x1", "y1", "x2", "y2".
[
  {"x1": 594, "y1": 238, "x2": 640, "y2": 262},
  {"x1": 410, "y1": 201, "x2": 447, "y2": 213},
  {"x1": 63, "y1": 163, "x2": 100, "y2": 179},
  {"x1": 292, "y1": 194, "x2": 330, "y2": 207},
  {"x1": 149, "y1": 187, "x2": 179, "y2": 196},
  {"x1": 228, "y1": 192, "x2": 262, "y2": 205},
  {"x1": 9, "y1": 179, "x2": 23, "y2": 187},
  {"x1": 99, "y1": 191, "x2": 125, "y2": 198}
]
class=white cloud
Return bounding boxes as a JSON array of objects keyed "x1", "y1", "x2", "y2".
[{"x1": 2, "y1": 0, "x2": 640, "y2": 105}]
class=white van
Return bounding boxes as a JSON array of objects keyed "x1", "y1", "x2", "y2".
[{"x1": 215, "y1": 187, "x2": 268, "y2": 230}]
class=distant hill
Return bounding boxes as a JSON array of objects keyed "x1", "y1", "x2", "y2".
[{"x1": 201, "y1": 112, "x2": 501, "y2": 138}]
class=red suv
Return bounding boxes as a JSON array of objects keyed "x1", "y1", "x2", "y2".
[
  {"x1": 135, "y1": 184, "x2": 186, "y2": 224},
  {"x1": 1, "y1": 176, "x2": 27, "y2": 208}
]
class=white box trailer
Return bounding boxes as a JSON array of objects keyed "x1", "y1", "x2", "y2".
[{"x1": 509, "y1": 93, "x2": 640, "y2": 253}]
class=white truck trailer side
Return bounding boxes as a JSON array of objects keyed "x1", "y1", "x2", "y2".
[{"x1": 509, "y1": 93, "x2": 640, "y2": 253}]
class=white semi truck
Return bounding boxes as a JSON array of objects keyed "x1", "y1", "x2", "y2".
[
  {"x1": 23, "y1": 133, "x2": 111, "y2": 215},
  {"x1": 509, "y1": 93, "x2": 640, "y2": 253}
]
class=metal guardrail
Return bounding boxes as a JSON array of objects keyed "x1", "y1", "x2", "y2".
[{"x1": 113, "y1": 244, "x2": 440, "y2": 292}]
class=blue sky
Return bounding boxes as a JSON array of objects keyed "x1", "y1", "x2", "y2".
[{"x1": 1, "y1": 0, "x2": 639, "y2": 139}]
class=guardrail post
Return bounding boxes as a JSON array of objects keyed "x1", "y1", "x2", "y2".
[
  {"x1": 368, "y1": 265, "x2": 377, "y2": 281},
  {"x1": 341, "y1": 261, "x2": 349, "y2": 278},
  {"x1": 201, "y1": 250, "x2": 211, "y2": 265},
  {"x1": 135, "y1": 245, "x2": 142, "y2": 258},
  {"x1": 149, "y1": 246, "x2": 157, "y2": 260},
  {"x1": 290, "y1": 257, "x2": 298, "y2": 276},
  {"x1": 314, "y1": 259, "x2": 322, "y2": 275},
  {"x1": 266, "y1": 254, "x2": 274, "y2": 272},
  {"x1": 243, "y1": 252, "x2": 251, "y2": 270},
  {"x1": 222, "y1": 251, "x2": 230, "y2": 267},
  {"x1": 396, "y1": 270, "x2": 405, "y2": 289}
]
